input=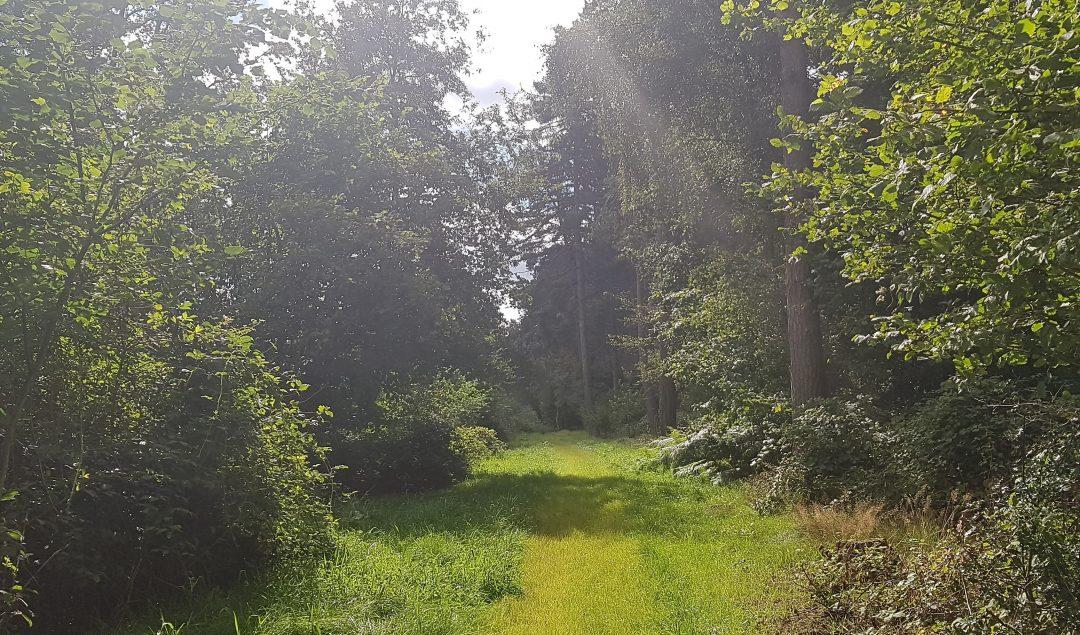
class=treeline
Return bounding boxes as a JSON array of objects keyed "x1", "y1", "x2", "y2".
[
  {"x1": 513, "y1": 0, "x2": 1078, "y2": 631},
  {"x1": 0, "y1": 0, "x2": 530, "y2": 629}
]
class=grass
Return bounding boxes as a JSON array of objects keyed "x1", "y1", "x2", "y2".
[
  {"x1": 116, "y1": 432, "x2": 813, "y2": 635},
  {"x1": 792, "y1": 500, "x2": 957, "y2": 548}
]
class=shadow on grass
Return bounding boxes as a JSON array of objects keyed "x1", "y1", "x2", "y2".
[
  {"x1": 343, "y1": 470, "x2": 723, "y2": 540},
  {"x1": 111, "y1": 449, "x2": 758, "y2": 635}
]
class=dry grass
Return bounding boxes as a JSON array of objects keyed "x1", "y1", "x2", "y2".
[
  {"x1": 792, "y1": 498, "x2": 962, "y2": 552},
  {"x1": 792, "y1": 502, "x2": 889, "y2": 543},
  {"x1": 770, "y1": 502, "x2": 957, "y2": 635}
]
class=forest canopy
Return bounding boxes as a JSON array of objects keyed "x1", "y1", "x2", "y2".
[{"x1": 0, "y1": 0, "x2": 1077, "y2": 632}]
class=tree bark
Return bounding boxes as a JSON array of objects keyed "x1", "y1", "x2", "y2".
[
  {"x1": 644, "y1": 382, "x2": 661, "y2": 434},
  {"x1": 573, "y1": 245, "x2": 593, "y2": 411},
  {"x1": 779, "y1": 23, "x2": 830, "y2": 408},
  {"x1": 657, "y1": 376, "x2": 678, "y2": 431}
]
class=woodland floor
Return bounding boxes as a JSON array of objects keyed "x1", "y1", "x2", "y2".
[{"x1": 119, "y1": 432, "x2": 812, "y2": 635}]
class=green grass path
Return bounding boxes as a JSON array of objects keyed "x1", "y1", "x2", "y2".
[
  {"x1": 481, "y1": 433, "x2": 809, "y2": 634},
  {"x1": 122, "y1": 432, "x2": 810, "y2": 635}
]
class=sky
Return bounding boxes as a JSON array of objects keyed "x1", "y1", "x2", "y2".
[
  {"x1": 460, "y1": 1, "x2": 586, "y2": 106},
  {"x1": 268, "y1": 1, "x2": 586, "y2": 105}
]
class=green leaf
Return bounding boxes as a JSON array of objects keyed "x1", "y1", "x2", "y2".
[
  {"x1": 1017, "y1": 19, "x2": 1036, "y2": 37},
  {"x1": 223, "y1": 245, "x2": 247, "y2": 257},
  {"x1": 1031, "y1": 322, "x2": 1044, "y2": 333},
  {"x1": 934, "y1": 85, "x2": 953, "y2": 103},
  {"x1": 48, "y1": 27, "x2": 71, "y2": 44}
]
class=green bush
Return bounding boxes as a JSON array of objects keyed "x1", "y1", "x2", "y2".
[
  {"x1": 791, "y1": 396, "x2": 1080, "y2": 634},
  {"x1": 330, "y1": 372, "x2": 494, "y2": 494},
  {"x1": 798, "y1": 499, "x2": 1079, "y2": 633},
  {"x1": 0, "y1": 492, "x2": 28, "y2": 631},
  {"x1": 484, "y1": 389, "x2": 546, "y2": 439},
  {"x1": 652, "y1": 396, "x2": 903, "y2": 510},
  {"x1": 994, "y1": 409, "x2": 1080, "y2": 628},
  {"x1": 753, "y1": 398, "x2": 903, "y2": 512},
  {"x1": 902, "y1": 378, "x2": 1049, "y2": 500},
  {"x1": 7, "y1": 321, "x2": 334, "y2": 631},
  {"x1": 452, "y1": 425, "x2": 507, "y2": 465},
  {"x1": 653, "y1": 398, "x2": 785, "y2": 483},
  {"x1": 582, "y1": 387, "x2": 647, "y2": 438}
]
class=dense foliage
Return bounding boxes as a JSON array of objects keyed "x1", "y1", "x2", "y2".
[
  {"x1": 516, "y1": 0, "x2": 1078, "y2": 631},
  {"x1": 797, "y1": 412, "x2": 1079, "y2": 633},
  {"x1": 0, "y1": 0, "x2": 516, "y2": 628},
  {"x1": 1, "y1": 0, "x2": 1076, "y2": 630},
  {"x1": 790, "y1": 0, "x2": 1080, "y2": 372},
  {"x1": 330, "y1": 373, "x2": 501, "y2": 494}
]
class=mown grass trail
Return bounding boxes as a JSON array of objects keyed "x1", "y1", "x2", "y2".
[{"x1": 120, "y1": 432, "x2": 810, "y2": 635}]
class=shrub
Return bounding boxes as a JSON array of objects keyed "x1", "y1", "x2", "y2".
[
  {"x1": 796, "y1": 521, "x2": 1078, "y2": 634},
  {"x1": 993, "y1": 412, "x2": 1080, "y2": 628},
  {"x1": 330, "y1": 423, "x2": 468, "y2": 495},
  {"x1": 452, "y1": 425, "x2": 507, "y2": 465},
  {"x1": 330, "y1": 372, "x2": 494, "y2": 494},
  {"x1": 653, "y1": 398, "x2": 785, "y2": 483},
  {"x1": 0, "y1": 492, "x2": 29, "y2": 631},
  {"x1": 789, "y1": 405, "x2": 1080, "y2": 634},
  {"x1": 378, "y1": 372, "x2": 492, "y2": 431},
  {"x1": 753, "y1": 398, "x2": 904, "y2": 512},
  {"x1": 6, "y1": 321, "x2": 334, "y2": 630},
  {"x1": 484, "y1": 389, "x2": 546, "y2": 439},
  {"x1": 582, "y1": 387, "x2": 647, "y2": 438},
  {"x1": 901, "y1": 378, "x2": 1037, "y2": 499}
]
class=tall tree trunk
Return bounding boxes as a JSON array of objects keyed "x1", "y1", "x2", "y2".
[
  {"x1": 657, "y1": 376, "x2": 678, "y2": 432},
  {"x1": 779, "y1": 23, "x2": 829, "y2": 408},
  {"x1": 574, "y1": 245, "x2": 593, "y2": 411},
  {"x1": 636, "y1": 266, "x2": 662, "y2": 433},
  {"x1": 645, "y1": 383, "x2": 661, "y2": 434}
]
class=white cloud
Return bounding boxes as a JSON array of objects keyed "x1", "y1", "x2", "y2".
[
  {"x1": 462, "y1": 1, "x2": 585, "y2": 104},
  {"x1": 267, "y1": 0, "x2": 584, "y2": 105}
]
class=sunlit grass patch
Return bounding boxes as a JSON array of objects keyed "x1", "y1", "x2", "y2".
[{"x1": 115, "y1": 432, "x2": 812, "y2": 635}]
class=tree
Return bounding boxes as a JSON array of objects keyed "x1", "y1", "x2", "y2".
[
  {"x1": 0, "y1": 0, "x2": 334, "y2": 626},
  {"x1": 205, "y1": 0, "x2": 513, "y2": 420},
  {"x1": 0, "y1": 0, "x2": 295, "y2": 490},
  {"x1": 527, "y1": 0, "x2": 790, "y2": 427},
  {"x1": 777, "y1": 9, "x2": 830, "y2": 406},
  {"x1": 789, "y1": 0, "x2": 1080, "y2": 372},
  {"x1": 515, "y1": 52, "x2": 616, "y2": 416}
]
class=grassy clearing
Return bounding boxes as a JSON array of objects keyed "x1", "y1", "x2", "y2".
[{"x1": 116, "y1": 432, "x2": 811, "y2": 635}]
